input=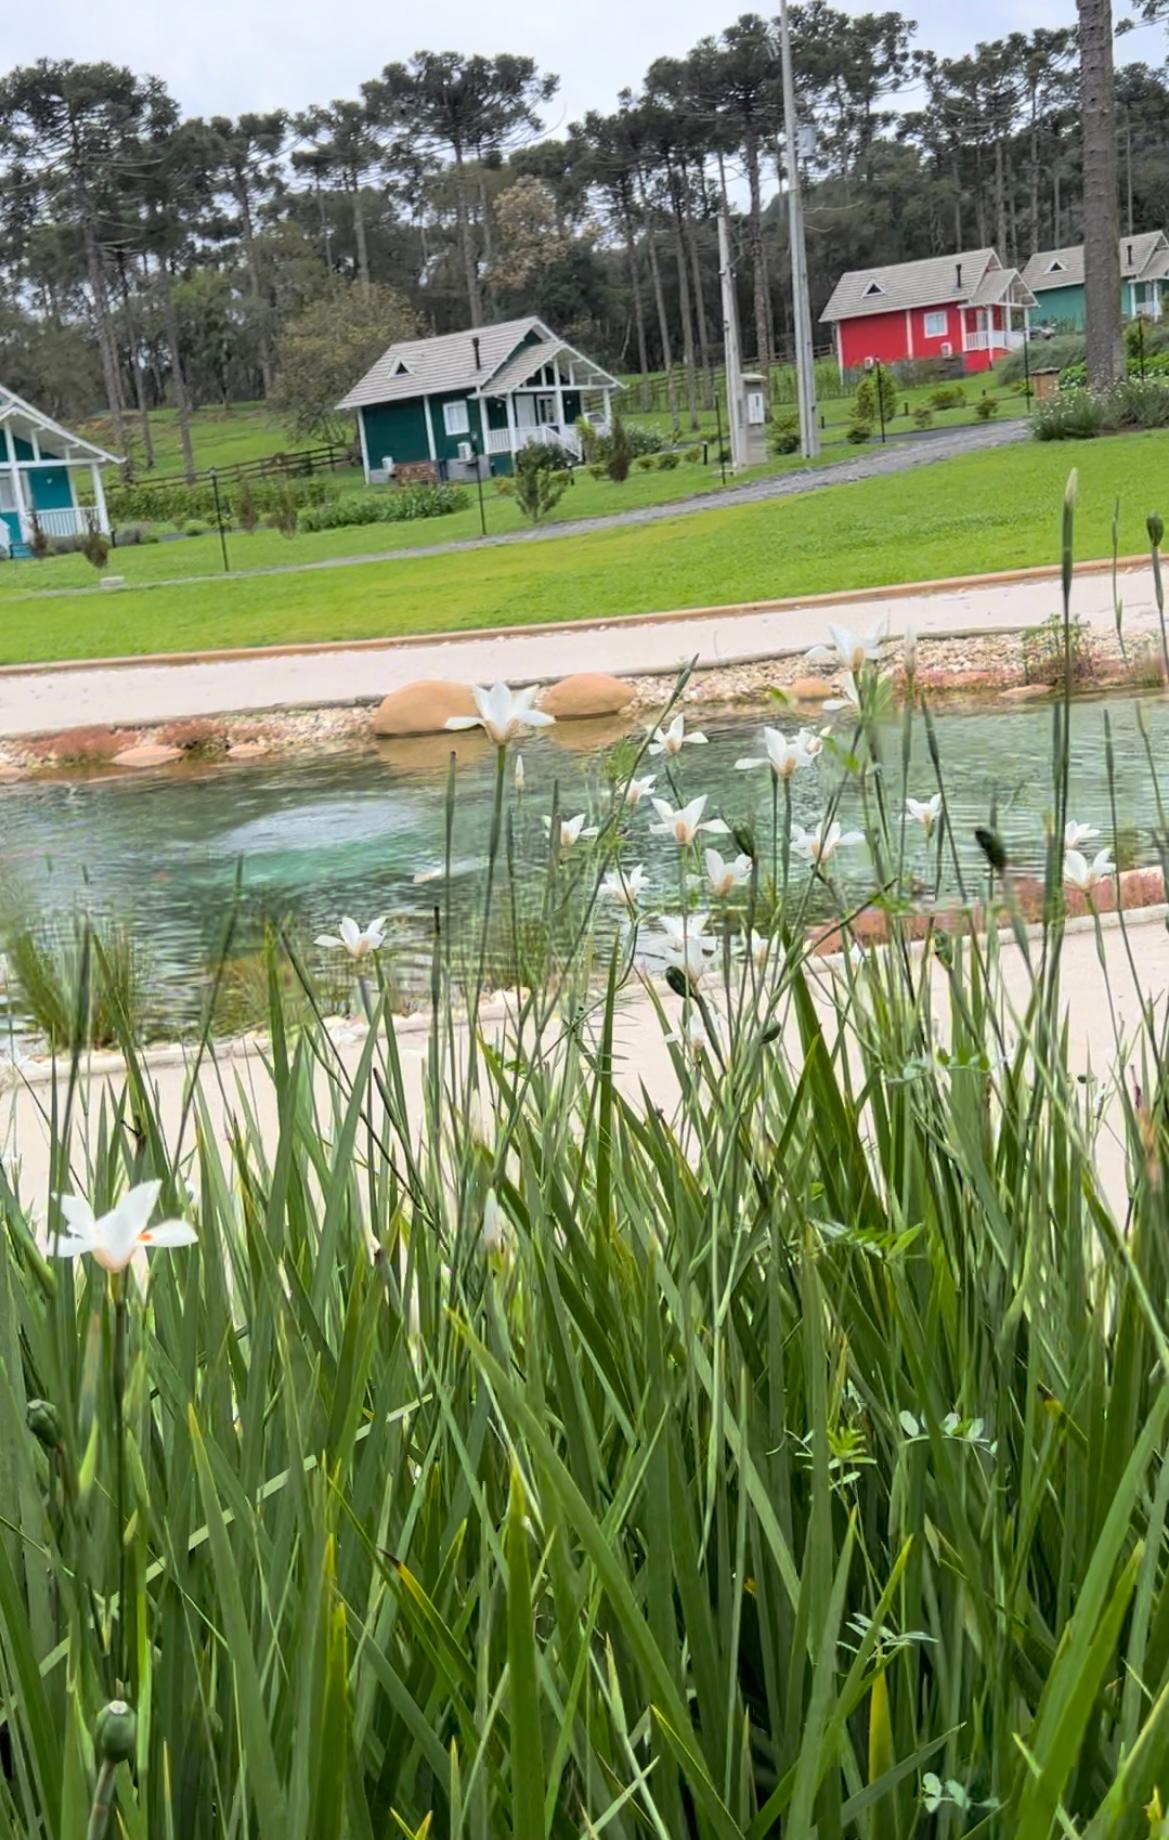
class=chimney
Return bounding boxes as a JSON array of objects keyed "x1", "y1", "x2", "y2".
[
  {"x1": 1127, "y1": 241, "x2": 1134, "y2": 267},
  {"x1": 471, "y1": 335, "x2": 481, "y2": 369},
  {"x1": 955, "y1": 260, "x2": 963, "y2": 288}
]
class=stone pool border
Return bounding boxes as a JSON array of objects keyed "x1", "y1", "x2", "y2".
[{"x1": 5, "y1": 902, "x2": 1166, "y2": 1095}]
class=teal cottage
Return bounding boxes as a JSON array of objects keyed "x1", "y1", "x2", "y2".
[
  {"x1": 338, "y1": 316, "x2": 622, "y2": 483},
  {"x1": 1022, "y1": 231, "x2": 1169, "y2": 330},
  {"x1": 0, "y1": 385, "x2": 120, "y2": 559}
]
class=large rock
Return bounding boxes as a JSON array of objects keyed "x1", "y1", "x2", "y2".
[
  {"x1": 787, "y1": 675, "x2": 835, "y2": 701},
  {"x1": 370, "y1": 681, "x2": 477, "y2": 738},
  {"x1": 112, "y1": 743, "x2": 182, "y2": 768},
  {"x1": 539, "y1": 673, "x2": 634, "y2": 720}
]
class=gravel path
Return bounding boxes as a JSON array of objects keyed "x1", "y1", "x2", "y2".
[{"x1": 11, "y1": 421, "x2": 1028, "y2": 600}]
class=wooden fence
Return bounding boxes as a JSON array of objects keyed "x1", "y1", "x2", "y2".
[{"x1": 124, "y1": 439, "x2": 355, "y2": 492}]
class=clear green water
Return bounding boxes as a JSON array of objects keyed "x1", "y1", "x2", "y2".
[{"x1": 2, "y1": 691, "x2": 1166, "y2": 1033}]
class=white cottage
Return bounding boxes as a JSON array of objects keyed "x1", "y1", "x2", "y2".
[{"x1": 0, "y1": 387, "x2": 120, "y2": 559}]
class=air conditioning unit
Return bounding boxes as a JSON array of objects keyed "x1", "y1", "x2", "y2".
[
  {"x1": 939, "y1": 342, "x2": 953, "y2": 357},
  {"x1": 457, "y1": 441, "x2": 474, "y2": 462}
]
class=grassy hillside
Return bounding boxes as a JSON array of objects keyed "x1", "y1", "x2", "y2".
[
  {"x1": 76, "y1": 402, "x2": 325, "y2": 477},
  {"x1": 0, "y1": 429, "x2": 1159, "y2": 664}
]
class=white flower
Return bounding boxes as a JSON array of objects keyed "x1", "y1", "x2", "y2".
[
  {"x1": 665, "y1": 1010, "x2": 711, "y2": 1057},
  {"x1": 601, "y1": 864, "x2": 649, "y2": 909},
  {"x1": 828, "y1": 621, "x2": 884, "y2": 672},
  {"x1": 1064, "y1": 847, "x2": 1115, "y2": 893},
  {"x1": 50, "y1": 1179, "x2": 196, "y2": 1273},
  {"x1": 514, "y1": 752, "x2": 525, "y2": 793},
  {"x1": 649, "y1": 795, "x2": 729, "y2": 846},
  {"x1": 1064, "y1": 819, "x2": 1099, "y2": 848},
  {"x1": 791, "y1": 820, "x2": 864, "y2": 866},
  {"x1": 315, "y1": 915, "x2": 387, "y2": 959},
  {"x1": 543, "y1": 812, "x2": 598, "y2": 849},
  {"x1": 798, "y1": 726, "x2": 827, "y2": 759},
  {"x1": 648, "y1": 713, "x2": 707, "y2": 756},
  {"x1": 734, "y1": 726, "x2": 813, "y2": 780},
  {"x1": 906, "y1": 794, "x2": 942, "y2": 834},
  {"x1": 823, "y1": 673, "x2": 861, "y2": 714},
  {"x1": 624, "y1": 774, "x2": 656, "y2": 806},
  {"x1": 482, "y1": 1187, "x2": 510, "y2": 1257},
  {"x1": 445, "y1": 682, "x2": 555, "y2": 745},
  {"x1": 654, "y1": 911, "x2": 717, "y2": 981},
  {"x1": 740, "y1": 928, "x2": 772, "y2": 969},
  {"x1": 699, "y1": 848, "x2": 752, "y2": 897}
]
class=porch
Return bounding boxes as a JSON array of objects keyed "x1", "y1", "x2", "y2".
[
  {"x1": 482, "y1": 411, "x2": 612, "y2": 465},
  {"x1": 476, "y1": 338, "x2": 620, "y2": 468}
]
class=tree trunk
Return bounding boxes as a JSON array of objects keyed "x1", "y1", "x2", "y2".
[
  {"x1": 668, "y1": 170, "x2": 699, "y2": 430},
  {"x1": 635, "y1": 165, "x2": 679, "y2": 435},
  {"x1": 1029, "y1": 100, "x2": 1041, "y2": 253},
  {"x1": 621, "y1": 192, "x2": 652, "y2": 409},
  {"x1": 352, "y1": 178, "x2": 371, "y2": 290},
  {"x1": 683, "y1": 174, "x2": 713, "y2": 410},
  {"x1": 116, "y1": 254, "x2": 155, "y2": 471},
  {"x1": 452, "y1": 145, "x2": 482, "y2": 326},
  {"x1": 1078, "y1": 0, "x2": 1124, "y2": 389},
  {"x1": 81, "y1": 214, "x2": 127, "y2": 460},
  {"x1": 234, "y1": 177, "x2": 272, "y2": 395},
  {"x1": 744, "y1": 128, "x2": 773, "y2": 369},
  {"x1": 994, "y1": 137, "x2": 1008, "y2": 257},
  {"x1": 157, "y1": 253, "x2": 196, "y2": 483}
]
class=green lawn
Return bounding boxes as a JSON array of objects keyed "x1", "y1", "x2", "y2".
[
  {"x1": 0, "y1": 430, "x2": 1161, "y2": 666},
  {"x1": 76, "y1": 401, "x2": 324, "y2": 476}
]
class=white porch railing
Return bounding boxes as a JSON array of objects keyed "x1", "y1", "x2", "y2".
[
  {"x1": 24, "y1": 506, "x2": 92, "y2": 539},
  {"x1": 966, "y1": 328, "x2": 1025, "y2": 353},
  {"x1": 484, "y1": 419, "x2": 608, "y2": 462}
]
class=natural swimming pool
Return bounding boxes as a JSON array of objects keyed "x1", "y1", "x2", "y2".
[{"x1": 1, "y1": 689, "x2": 1166, "y2": 1036}]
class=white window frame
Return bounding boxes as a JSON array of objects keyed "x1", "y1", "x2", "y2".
[
  {"x1": 923, "y1": 310, "x2": 948, "y2": 338},
  {"x1": 442, "y1": 399, "x2": 470, "y2": 437},
  {"x1": 863, "y1": 280, "x2": 885, "y2": 298}
]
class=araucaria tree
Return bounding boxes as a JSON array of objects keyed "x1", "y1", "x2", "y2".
[{"x1": 1078, "y1": 0, "x2": 1125, "y2": 389}]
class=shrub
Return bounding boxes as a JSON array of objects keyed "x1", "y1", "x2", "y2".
[
  {"x1": 913, "y1": 405, "x2": 934, "y2": 429},
  {"x1": 182, "y1": 519, "x2": 210, "y2": 538},
  {"x1": 494, "y1": 476, "x2": 515, "y2": 496},
  {"x1": 845, "y1": 418, "x2": 872, "y2": 444},
  {"x1": 80, "y1": 520, "x2": 110, "y2": 571},
  {"x1": 999, "y1": 332, "x2": 1084, "y2": 383},
  {"x1": 855, "y1": 365, "x2": 897, "y2": 423},
  {"x1": 1021, "y1": 610, "x2": 1096, "y2": 684},
  {"x1": 588, "y1": 421, "x2": 661, "y2": 466},
  {"x1": 635, "y1": 453, "x2": 656, "y2": 471},
  {"x1": 1031, "y1": 389, "x2": 1107, "y2": 441},
  {"x1": 26, "y1": 725, "x2": 126, "y2": 765},
  {"x1": 111, "y1": 522, "x2": 155, "y2": 547},
  {"x1": 236, "y1": 478, "x2": 259, "y2": 534},
  {"x1": 929, "y1": 384, "x2": 965, "y2": 410},
  {"x1": 771, "y1": 415, "x2": 800, "y2": 455},
  {"x1": 27, "y1": 515, "x2": 49, "y2": 560},
  {"x1": 587, "y1": 462, "x2": 607, "y2": 480},
  {"x1": 297, "y1": 483, "x2": 468, "y2": 533},
  {"x1": 606, "y1": 414, "x2": 633, "y2": 483},
  {"x1": 683, "y1": 445, "x2": 701, "y2": 463},
  {"x1": 154, "y1": 718, "x2": 229, "y2": 757},
  {"x1": 266, "y1": 485, "x2": 299, "y2": 539},
  {"x1": 106, "y1": 474, "x2": 337, "y2": 527},
  {"x1": 655, "y1": 450, "x2": 681, "y2": 470},
  {"x1": 513, "y1": 444, "x2": 571, "y2": 523},
  {"x1": 4, "y1": 913, "x2": 150, "y2": 1049},
  {"x1": 1108, "y1": 377, "x2": 1169, "y2": 428},
  {"x1": 975, "y1": 396, "x2": 999, "y2": 420}
]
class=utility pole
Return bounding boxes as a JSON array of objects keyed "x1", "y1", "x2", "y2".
[
  {"x1": 718, "y1": 211, "x2": 748, "y2": 474},
  {"x1": 778, "y1": 0, "x2": 820, "y2": 459}
]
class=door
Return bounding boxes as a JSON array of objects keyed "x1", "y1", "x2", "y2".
[{"x1": 515, "y1": 395, "x2": 537, "y2": 428}]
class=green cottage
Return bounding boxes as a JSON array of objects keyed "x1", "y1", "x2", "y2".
[
  {"x1": 1022, "y1": 231, "x2": 1169, "y2": 331},
  {"x1": 0, "y1": 385, "x2": 120, "y2": 560},
  {"x1": 338, "y1": 316, "x2": 622, "y2": 483}
]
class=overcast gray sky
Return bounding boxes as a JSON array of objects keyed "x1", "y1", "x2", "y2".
[{"x1": 6, "y1": 1, "x2": 1161, "y2": 128}]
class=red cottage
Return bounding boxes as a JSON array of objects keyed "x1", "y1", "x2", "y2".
[{"x1": 820, "y1": 248, "x2": 1037, "y2": 378}]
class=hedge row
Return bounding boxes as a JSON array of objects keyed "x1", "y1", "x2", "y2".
[
  {"x1": 107, "y1": 475, "x2": 338, "y2": 526},
  {"x1": 297, "y1": 484, "x2": 469, "y2": 532}
]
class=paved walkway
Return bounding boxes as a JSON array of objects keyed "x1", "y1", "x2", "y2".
[
  {"x1": 0, "y1": 556, "x2": 1157, "y2": 738},
  {"x1": 8, "y1": 421, "x2": 1026, "y2": 601}
]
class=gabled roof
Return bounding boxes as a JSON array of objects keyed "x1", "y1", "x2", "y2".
[
  {"x1": 968, "y1": 267, "x2": 1038, "y2": 310},
  {"x1": 0, "y1": 384, "x2": 120, "y2": 464},
  {"x1": 339, "y1": 317, "x2": 546, "y2": 411},
  {"x1": 476, "y1": 337, "x2": 622, "y2": 399},
  {"x1": 1021, "y1": 231, "x2": 1169, "y2": 293},
  {"x1": 820, "y1": 249, "x2": 1002, "y2": 322}
]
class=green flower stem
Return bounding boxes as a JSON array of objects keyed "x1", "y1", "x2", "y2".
[
  {"x1": 111, "y1": 1273, "x2": 128, "y2": 1690},
  {"x1": 85, "y1": 1760, "x2": 118, "y2": 1840}
]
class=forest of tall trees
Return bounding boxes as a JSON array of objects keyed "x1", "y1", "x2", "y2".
[{"x1": 2, "y1": 7, "x2": 1167, "y2": 451}]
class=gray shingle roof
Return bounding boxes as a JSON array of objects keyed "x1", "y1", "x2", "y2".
[
  {"x1": 820, "y1": 249, "x2": 1000, "y2": 322},
  {"x1": 1021, "y1": 231, "x2": 1168, "y2": 293},
  {"x1": 478, "y1": 338, "x2": 621, "y2": 398},
  {"x1": 338, "y1": 317, "x2": 545, "y2": 411}
]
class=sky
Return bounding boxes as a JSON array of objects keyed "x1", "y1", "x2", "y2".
[{"x1": 6, "y1": 0, "x2": 1162, "y2": 130}]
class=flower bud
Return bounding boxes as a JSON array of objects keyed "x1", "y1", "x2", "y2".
[
  {"x1": 732, "y1": 823, "x2": 756, "y2": 861},
  {"x1": 26, "y1": 1399, "x2": 61, "y2": 1452},
  {"x1": 1149, "y1": 513, "x2": 1164, "y2": 550},
  {"x1": 665, "y1": 965, "x2": 692, "y2": 999},
  {"x1": 974, "y1": 826, "x2": 1008, "y2": 873},
  {"x1": 96, "y1": 1699, "x2": 136, "y2": 1764}
]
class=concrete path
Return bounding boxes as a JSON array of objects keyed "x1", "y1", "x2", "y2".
[
  {"x1": 9, "y1": 421, "x2": 1026, "y2": 602},
  {"x1": 3, "y1": 911, "x2": 1160, "y2": 1210},
  {"x1": 0, "y1": 556, "x2": 1157, "y2": 738}
]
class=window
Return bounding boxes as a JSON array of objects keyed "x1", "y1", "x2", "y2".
[
  {"x1": 862, "y1": 280, "x2": 885, "y2": 297},
  {"x1": 392, "y1": 359, "x2": 410, "y2": 376},
  {"x1": 442, "y1": 399, "x2": 470, "y2": 436},
  {"x1": 1045, "y1": 259, "x2": 1066, "y2": 275},
  {"x1": 923, "y1": 310, "x2": 948, "y2": 338}
]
